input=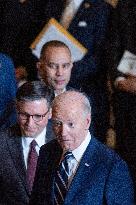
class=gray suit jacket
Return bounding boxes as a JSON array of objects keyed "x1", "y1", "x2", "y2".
[{"x1": 0, "y1": 123, "x2": 54, "y2": 205}]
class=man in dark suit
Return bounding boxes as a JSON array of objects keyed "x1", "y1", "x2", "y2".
[
  {"x1": 0, "y1": 81, "x2": 54, "y2": 205},
  {"x1": 30, "y1": 90, "x2": 134, "y2": 205},
  {"x1": 37, "y1": 0, "x2": 112, "y2": 142},
  {"x1": 0, "y1": 0, "x2": 111, "y2": 141}
]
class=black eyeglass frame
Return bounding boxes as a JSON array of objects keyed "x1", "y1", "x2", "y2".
[{"x1": 18, "y1": 109, "x2": 49, "y2": 122}]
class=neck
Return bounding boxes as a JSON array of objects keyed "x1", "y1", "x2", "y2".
[{"x1": 55, "y1": 88, "x2": 65, "y2": 96}]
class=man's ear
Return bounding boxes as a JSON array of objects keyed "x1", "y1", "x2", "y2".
[
  {"x1": 85, "y1": 113, "x2": 91, "y2": 130},
  {"x1": 48, "y1": 108, "x2": 52, "y2": 119},
  {"x1": 70, "y1": 61, "x2": 73, "y2": 69},
  {"x1": 36, "y1": 62, "x2": 41, "y2": 69},
  {"x1": 36, "y1": 62, "x2": 43, "y2": 79}
]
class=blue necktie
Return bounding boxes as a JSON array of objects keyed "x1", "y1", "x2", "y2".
[{"x1": 54, "y1": 151, "x2": 73, "y2": 205}]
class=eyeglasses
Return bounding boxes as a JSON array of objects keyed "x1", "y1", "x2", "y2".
[{"x1": 18, "y1": 110, "x2": 49, "y2": 122}]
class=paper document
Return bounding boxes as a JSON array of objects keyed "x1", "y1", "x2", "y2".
[
  {"x1": 30, "y1": 18, "x2": 88, "y2": 62},
  {"x1": 117, "y1": 50, "x2": 136, "y2": 76}
]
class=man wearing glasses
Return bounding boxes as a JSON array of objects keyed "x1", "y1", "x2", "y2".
[{"x1": 0, "y1": 81, "x2": 54, "y2": 205}]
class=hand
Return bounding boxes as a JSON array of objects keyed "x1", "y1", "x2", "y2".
[{"x1": 115, "y1": 76, "x2": 136, "y2": 94}]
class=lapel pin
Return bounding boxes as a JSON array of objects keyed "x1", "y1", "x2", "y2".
[{"x1": 85, "y1": 163, "x2": 90, "y2": 167}]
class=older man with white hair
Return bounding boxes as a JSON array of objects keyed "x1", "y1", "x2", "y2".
[{"x1": 30, "y1": 90, "x2": 134, "y2": 205}]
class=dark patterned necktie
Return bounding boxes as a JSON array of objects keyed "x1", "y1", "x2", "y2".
[
  {"x1": 26, "y1": 140, "x2": 38, "y2": 193},
  {"x1": 54, "y1": 151, "x2": 74, "y2": 205}
]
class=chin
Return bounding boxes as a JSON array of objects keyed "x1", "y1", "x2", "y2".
[
  {"x1": 24, "y1": 131, "x2": 37, "y2": 138},
  {"x1": 62, "y1": 143, "x2": 73, "y2": 151},
  {"x1": 56, "y1": 85, "x2": 65, "y2": 91}
]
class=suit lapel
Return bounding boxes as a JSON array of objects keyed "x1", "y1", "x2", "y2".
[
  {"x1": 7, "y1": 125, "x2": 29, "y2": 194},
  {"x1": 46, "y1": 120, "x2": 55, "y2": 143},
  {"x1": 65, "y1": 137, "x2": 99, "y2": 203}
]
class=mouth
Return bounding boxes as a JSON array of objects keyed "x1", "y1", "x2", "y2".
[
  {"x1": 55, "y1": 80, "x2": 65, "y2": 85},
  {"x1": 24, "y1": 127, "x2": 36, "y2": 133},
  {"x1": 56, "y1": 136, "x2": 71, "y2": 142}
]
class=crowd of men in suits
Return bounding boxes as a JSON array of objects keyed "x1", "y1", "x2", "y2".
[
  {"x1": 0, "y1": 81, "x2": 134, "y2": 204},
  {"x1": 0, "y1": 0, "x2": 136, "y2": 204},
  {"x1": 0, "y1": 0, "x2": 112, "y2": 142},
  {"x1": 0, "y1": 42, "x2": 135, "y2": 204}
]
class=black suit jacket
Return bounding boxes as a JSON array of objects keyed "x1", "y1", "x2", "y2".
[{"x1": 0, "y1": 123, "x2": 54, "y2": 205}]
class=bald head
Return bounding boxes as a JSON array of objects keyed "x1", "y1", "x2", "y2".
[
  {"x1": 52, "y1": 90, "x2": 91, "y2": 151},
  {"x1": 37, "y1": 41, "x2": 73, "y2": 95}
]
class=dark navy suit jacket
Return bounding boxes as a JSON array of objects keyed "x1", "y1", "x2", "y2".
[
  {"x1": 30, "y1": 136, "x2": 134, "y2": 205},
  {"x1": 0, "y1": 123, "x2": 54, "y2": 205}
]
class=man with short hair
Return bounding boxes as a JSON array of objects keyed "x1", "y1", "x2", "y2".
[
  {"x1": 30, "y1": 90, "x2": 134, "y2": 205},
  {"x1": 36, "y1": 0, "x2": 112, "y2": 143},
  {"x1": 0, "y1": 81, "x2": 54, "y2": 205},
  {"x1": 37, "y1": 40, "x2": 73, "y2": 96}
]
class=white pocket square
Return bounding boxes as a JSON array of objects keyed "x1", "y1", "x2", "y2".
[{"x1": 78, "y1": 21, "x2": 87, "y2": 27}]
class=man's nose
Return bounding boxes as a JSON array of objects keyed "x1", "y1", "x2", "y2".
[
  {"x1": 56, "y1": 66, "x2": 64, "y2": 76},
  {"x1": 60, "y1": 123, "x2": 68, "y2": 136},
  {"x1": 26, "y1": 116, "x2": 35, "y2": 126}
]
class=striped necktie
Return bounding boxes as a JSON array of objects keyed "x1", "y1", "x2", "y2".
[
  {"x1": 54, "y1": 151, "x2": 74, "y2": 205},
  {"x1": 26, "y1": 140, "x2": 38, "y2": 193}
]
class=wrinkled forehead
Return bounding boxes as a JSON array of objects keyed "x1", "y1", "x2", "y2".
[{"x1": 52, "y1": 92, "x2": 85, "y2": 115}]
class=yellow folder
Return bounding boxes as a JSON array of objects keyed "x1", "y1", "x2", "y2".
[{"x1": 30, "y1": 18, "x2": 88, "y2": 62}]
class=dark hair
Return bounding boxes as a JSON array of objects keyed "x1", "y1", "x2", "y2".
[
  {"x1": 16, "y1": 81, "x2": 54, "y2": 108},
  {"x1": 40, "y1": 40, "x2": 71, "y2": 60}
]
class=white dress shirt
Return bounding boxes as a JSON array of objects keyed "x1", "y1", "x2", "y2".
[
  {"x1": 22, "y1": 127, "x2": 46, "y2": 168},
  {"x1": 54, "y1": 88, "x2": 66, "y2": 97},
  {"x1": 66, "y1": 131, "x2": 91, "y2": 186},
  {"x1": 73, "y1": 0, "x2": 84, "y2": 10}
]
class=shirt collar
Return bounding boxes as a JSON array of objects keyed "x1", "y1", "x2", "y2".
[
  {"x1": 72, "y1": 131, "x2": 91, "y2": 162},
  {"x1": 22, "y1": 127, "x2": 46, "y2": 148},
  {"x1": 73, "y1": 0, "x2": 84, "y2": 9},
  {"x1": 54, "y1": 87, "x2": 66, "y2": 97}
]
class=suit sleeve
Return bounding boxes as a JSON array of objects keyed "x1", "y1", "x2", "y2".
[{"x1": 105, "y1": 159, "x2": 134, "y2": 205}]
